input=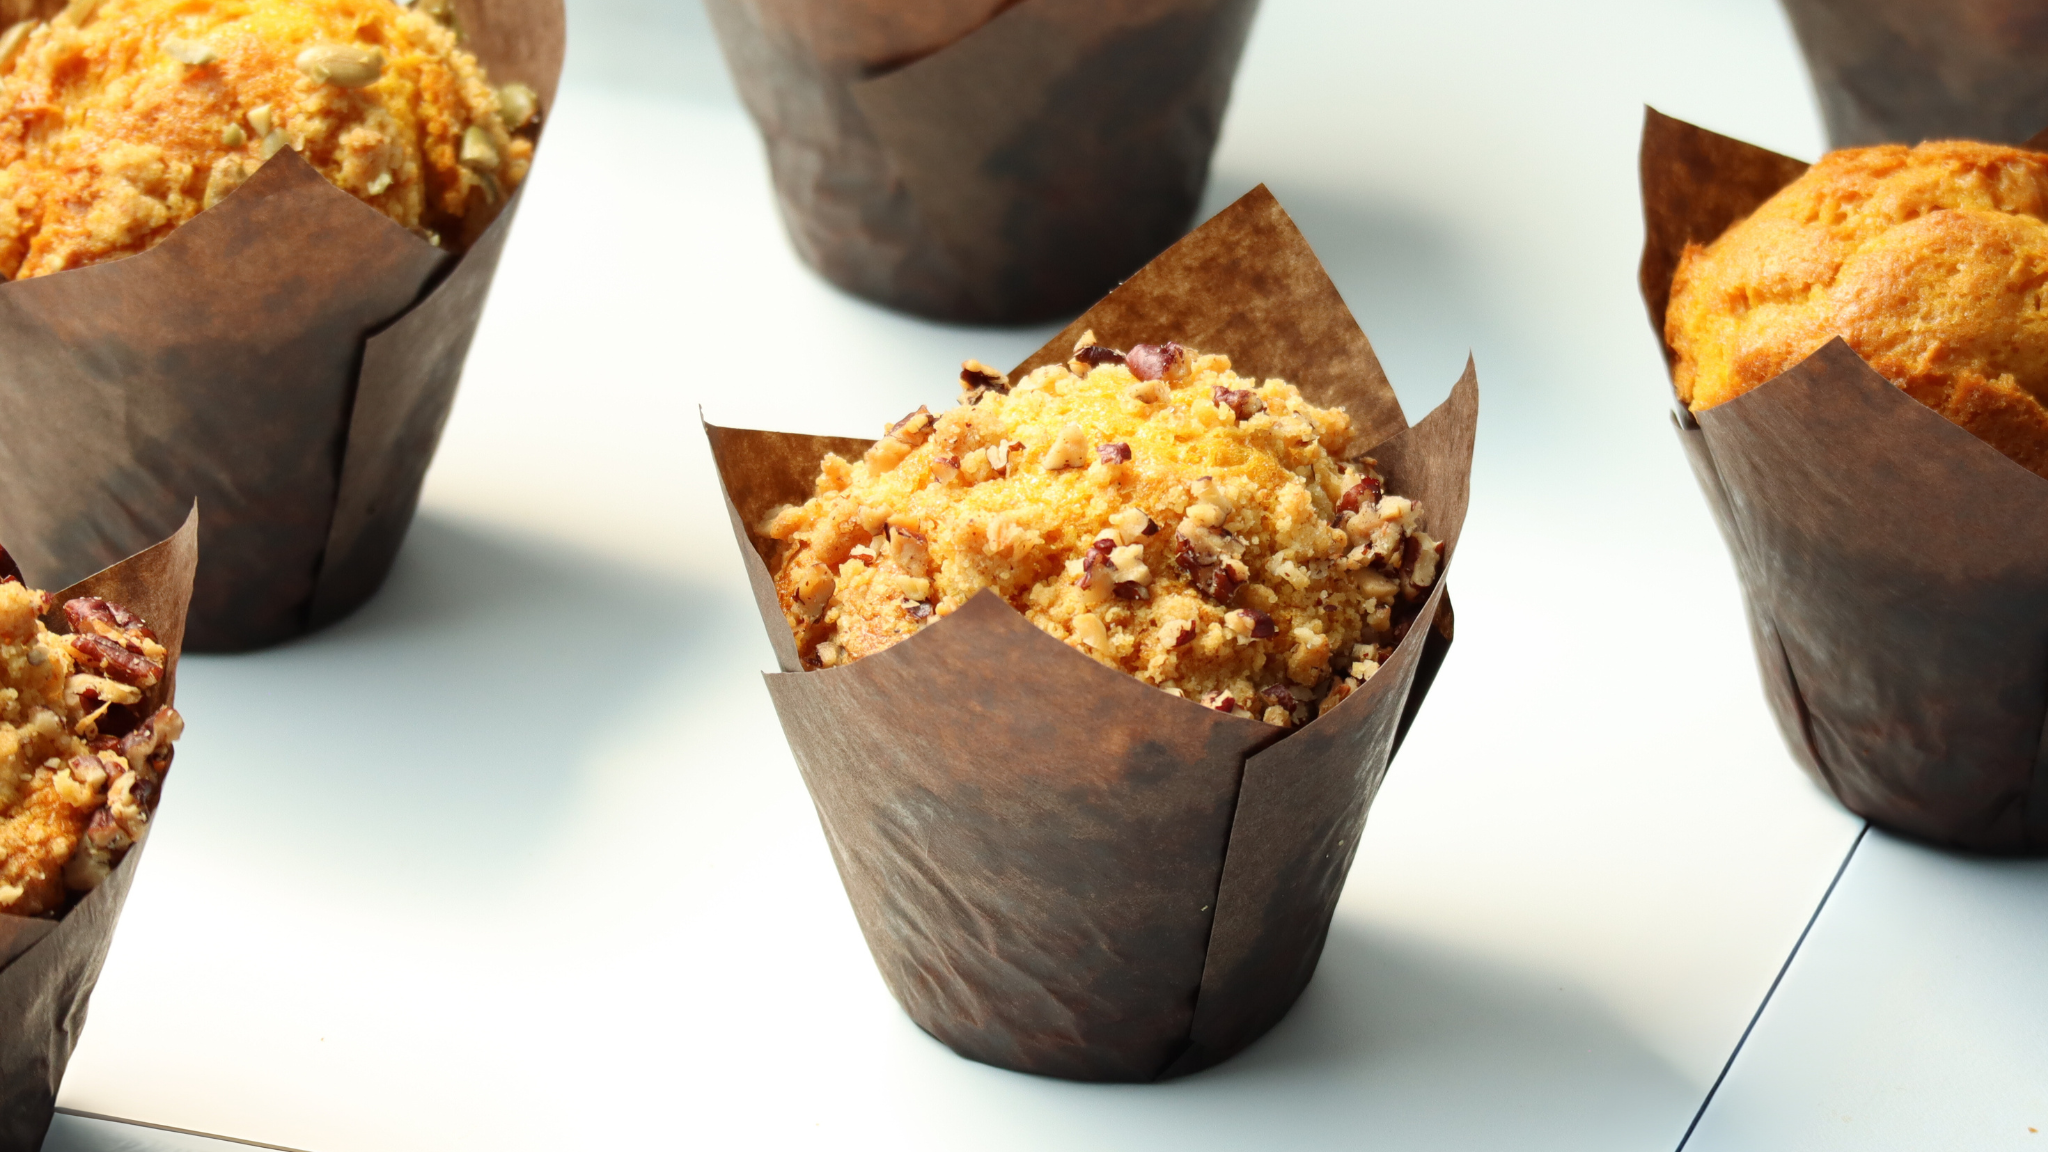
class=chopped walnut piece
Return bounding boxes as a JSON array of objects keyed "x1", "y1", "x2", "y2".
[
  {"x1": 885, "y1": 526, "x2": 930, "y2": 577},
  {"x1": 1072, "y1": 330, "x2": 1127, "y2": 369},
  {"x1": 960, "y1": 359, "x2": 1010, "y2": 396},
  {"x1": 1097, "y1": 442, "x2": 1132, "y2": 465},
  {"x1": 795, "y1": 563, "x2": 834, "y2": 621},
  {"x1": 1073, "y1": 612, "x2": 1111, "y2": 651},
  {"x1": 930, "y1": 455, "x2": 961, "y2": 484},
  {"x1": 1261, "y1": 683, "x2": 1301, "y2": 713},
  {"x1": 1078, "y1": 536, "x2": 1118, "y2": 605},
  {"x1": 1405, "y1": 531, "x2": 1444, "y2": 589},
  {"x1": 1176, "y1": 534, "x2": 1249, "y2": 604},
  {"x1": 1043, "y1": 424, "x2": 1090, "y2": 471},
  {"x1": 1201, "y1": 689, "x2": 1239, "y2": 713},
  {"x1": 1127, "y1": 342, "x2": 1188, "y2": 382},
  {"x1": 1124, "y1": 378, "x2": 1170, "y2": 405},
  {"x1": 1336, "y1": 475, "x2": 1384, "y2": 518},
  {"x1": 1225, "y1": 607, "x2": 1278, "y2": 639},
  {"x1": 985, "y1": 439, "x2": 1021, "y2": 474},
  {"x1": 1109, "y1": 507, "x2": 1158, "y2": 542},
  {"x1": 1108, "y1": 543, "x2": 1150, "y2": 585},
  {"x1": 867, "y1": 406, "x2": 935, "y2": 471}
]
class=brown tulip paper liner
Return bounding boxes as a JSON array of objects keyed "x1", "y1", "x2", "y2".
[
  {"x1": 708, "y1": 186, "x2": 1477, "y2": 1080},
  {"x1": 1640, "y1": 108, "x2": 2048, "y2": 853},
  {"x1": 703, "y1": 0, "x2": 1259, "y2": 324},
  {"x1": 0, "y1": 507, "x2": 197, "y2": 1152},
  {"x1": 0, "y1": 0, "x2": 563, "y2": 653},
  {"x1": 1781, "y1": 0, "x2": 2048, "y2": 148}
]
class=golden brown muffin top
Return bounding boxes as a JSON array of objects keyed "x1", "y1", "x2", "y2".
[
  {"x1": 0, "y1": 0, "x2": 537, "y2": 278},
  {"x1": 762, "y1": 337, "x2": 1442, "y2": 727},
  {"x1": 1667, "y1": 139, "x2": 2048, "y2": 476},
  {"x1": 0, "y1": 581, "x2": 182, "y2": 917}
]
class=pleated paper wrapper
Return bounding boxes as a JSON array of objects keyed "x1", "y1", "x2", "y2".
[
  {"x1": 703, "y1": 0, "x2": 1259, "y2": 324},
  {"x1": 1781, "y1": 0, "x2": 2048, "y2": 148},
  {"x1": 709, "y1": 186, "x2": 1477, "y2": 1080},
  {"x1": 0, "y1": 0, "x2": 562, "y2": 652},
  {"x1": 1642, "y1": 107, "x2": 2048, "y2": 853},
  {"x1": 0, "y1": 509, "x2": 196, "y2": 1152}
]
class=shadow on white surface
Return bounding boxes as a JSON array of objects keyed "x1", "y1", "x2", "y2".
[
  {"x1": 1686, "y1": 830, "x2": 2048, "y2": 1151},
  {"x1": 1139, "y1": 921, "x2": 1700, "y2": 1151},
  {"x1": 43, "y1": 1112, "x2": 269, "y2": 1151},
  {"x1": 163, "y1": 510, "x2": 748, "y2": 898},
  {"x1": 771, "y1": 919, "x2": 1700, "y2": 1152}
]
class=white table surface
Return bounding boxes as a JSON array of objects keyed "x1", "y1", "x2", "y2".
[
  {"x1": 41, "y1": 0, "x2": 1888, "y2": 1148},
  {"x1": 1686, "y1": 826, "x2": 2048, "y2": 1152}
]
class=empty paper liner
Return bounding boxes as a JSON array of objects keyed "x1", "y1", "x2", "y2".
[
  {"x1": 0, "y1": 0, "x2": 564, "y2": 652},
  {"x1": 710, "y1": 186, "x2": 1477, "y2": 1080},
  {"x1": 703, "y1": 0, "x2": 1258, "y2": 323},
  {"x1": 1782, "y1": 0, "x2": 2048, "y2": 148},
  {"x1": 0, "y1": 509, "x2": 197, "y2": 1152},
  {"x1": 1642, "y1": 108, "x2": 2048, "y2": 853}
]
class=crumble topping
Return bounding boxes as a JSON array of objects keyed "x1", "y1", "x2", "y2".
[{"x1": 763, "y1": 336, "x2": 1442, "y2": 726}]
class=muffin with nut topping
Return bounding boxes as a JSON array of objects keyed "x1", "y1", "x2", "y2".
[
  {"x1": 763, "y1": 335, "x2": 1443, "y2": 727},
  {"x1": 0, "y1": 0, "x2": 540, "y2": 277},
  {"x1": 0, "y1": 578, "x2": 182, "y2": 917}
]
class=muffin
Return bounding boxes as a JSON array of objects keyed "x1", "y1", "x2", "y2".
[
  {"x1": 1666, "y1": 139, "x2": 2048, "y2": 477},
  {"x1": 0, "y1": 580, "x2": 181, "y2": 917},
  {"x1": 0, "y1": 0, "x2": 540, "y2": 278},
  {"x1": 763, "y1": 335, "x2": 1444, "y2": 727}
]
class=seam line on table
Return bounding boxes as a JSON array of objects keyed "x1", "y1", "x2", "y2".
[
  {"x1": 53, "y1": 1107, "x2": 313, "y2": 1152},
  {"x1": 1674, "y1": 819, "x2": 1870, "y2": 1152}
]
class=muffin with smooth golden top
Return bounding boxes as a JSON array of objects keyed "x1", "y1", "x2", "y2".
[
  {"x1": 0, "y1": 0, "x2": 539, "y2": 278},
  {"x1": 0, "y1": 580, "x2": 182, "y2": 917},
  {"x1": 1667, "y1": 139, "x2": 2048, "y2": 477},
  {"x1": 763, "y1": 336, "x2": 1443, "y2": 727}
]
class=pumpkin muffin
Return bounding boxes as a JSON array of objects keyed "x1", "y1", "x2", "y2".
[
  {"x1": 1667, "y1": 139, "x2": 2048, "y2": 477},
  {"x1": 763, "y1": 336, "x2": 1443, "y2": 727},
  {"x1": 0, "y1": 580, "x2": 182, "y2": 917},
  {"x1": 0, "y1": 0, "x2": 540, "y2": 278}
]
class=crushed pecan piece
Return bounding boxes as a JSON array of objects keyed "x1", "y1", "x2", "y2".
[
  {"x1": 1075, "y1": 343, "x2": 1126, "y2": 368},
  {"x1": 1212, "y1": 385, "x2": 1263, "y2": 421},
  {"x1": 65, "y1": 632, "x2": 161, "y2": 688},
  {"x1": 1261, "y1": 683, "x2": 1301, "y2": 713},
  {"x1": 1096, "y1": 442, "x2": 1133, "y2": 465}
]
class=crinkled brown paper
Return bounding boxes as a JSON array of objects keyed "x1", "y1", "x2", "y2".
[
  {"x1": 1781, "y1": 0, "x2": 2048, "y2": 148},
  {"x1": 703, "y1": 0, "x2": 1260, "y2": 324},
  {"x1": 0, "y1": 507, "x2": 196, "y2": 1152},
  {"x1": 0, "y1": 0, "x2": 563, "y2": 652},
  {"x1": 708, "y1": 185, "x2": 1478, "y2": 1080},
  {"x1": 1642, "y1": 107, "x2": 2048, "y2": 853}
]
